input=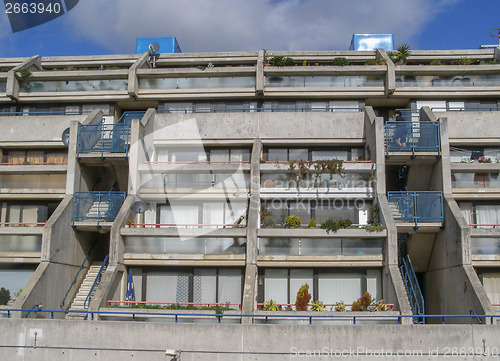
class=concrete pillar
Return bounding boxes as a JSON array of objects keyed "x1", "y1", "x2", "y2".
[
  {"x1": 6, "y1": 55, "x2": 41, "y2": 101},
  {"x1": 255, "y1": 50, "x2": 265, "y2": 96},
  {"x1": 241, "y1": 138, "x2": 262, "y2": 323},
  {"x1": 376, "y1": 49, "x2": 395, "y2": 96}
]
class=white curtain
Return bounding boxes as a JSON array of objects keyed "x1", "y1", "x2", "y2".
[
  {"x1": 264, "y1": 269, "x2": 288, "y2": 304},
  {"x1": 476, "y1": 205, "x2": 500, "y2": 228},
  {"x1": 203, "y1": 203, "x2": 224, "y2": 228},
  {"x1": 459, "y1": 203, "x2": 473, "y2": 225},
  {"x1": 225, "y1": 201, "x2": 247, "y2": 225},
  {"x1": 289, "y1": 269, "x2": 313, "y2": 308},
  {"x1": 160, "y1": 204, "x2": 199, "y2": 228},
  {"x1": 367, "y1": 269, "x2": 382, "y2": 301},
  {"x1": 193, "y1": 269, "x2": 217, "y2": 303},
  {"x1": 156, "y1": 148, "x2": 169, "y2": 162},
  {"x1": 318, "y1": 273, "x2": 362, "y2": 308},
  {"x1": 144, "y1": 203, "x2": 156, "y2": 228},
  {"x1": 210, "y1": 149, "x2": 229, "y2": 163},
  {"x1": 217, "y1": 269, "x2": 242, "y2": 304},
  {"x1": 483, "y1": 273, "x2": 500, "y2": 305},
  {"x1": 146, "y1": 271, "x2": 190, "y2": 303}
]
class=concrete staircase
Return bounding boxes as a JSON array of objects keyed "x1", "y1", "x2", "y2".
[
  {"x1": 66, "y1": 263, "x2": 104, "y2": 320},
  {"x1": 86, "y1": 201, "x2": 110, "y2": 219},
  {"x1": 90, "y1": 138, "x2": 113, "y2": 152},
  {"x1": 389, "y1": 201, "x2": 403, "y2": 220}
]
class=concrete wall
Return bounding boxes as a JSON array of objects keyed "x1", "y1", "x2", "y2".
[
  {"x1": 0, "y1": 114, "x2": 85, "y2": 146},
  {"x1": 153, "y1": 112, "x2": 365, "y2": 141},
  {"x1": 0, "y1": 319, "x2": 499, "y2": 360},
  {"x1": 445, "y1": 111, "x2": 500, "y2": 141}
]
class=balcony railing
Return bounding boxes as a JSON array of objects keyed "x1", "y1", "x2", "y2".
[
  {"x1": 77, "y1": 122, "x2": 131, "y2": 158},
  {"x1": 385, "y1": 121, "x2": 440, "y2": 157},
  {"x1": 117, "y1": 111, "x2": 145, "y2": 125},
  {"x1": 388, "y1": 191, "x2": 443, "y2": 227},
  {"x1": 72, "y1": 191, "x2": 126, "y2": 226}
]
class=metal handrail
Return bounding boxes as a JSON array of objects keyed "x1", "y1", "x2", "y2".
[
  {"x1": 72, "y1": 191, "x2": 126, "y2": 226},
  {"x1": 400, "y1": 255, "x2": 425, "y2": 323},
  {"x1": 385, "y1": 121, "x2": 441, "y2": 158},
  {"x1": 60, "y1": 241, "x2": 97, "y2": 309},
  {"x1": 470, "y1": 310, "x2": 482, "y2": 324},
  {"x1": 3, "y1": 308, "x2": 499, "y2": 324},
  {"x1": 117, "y1": 111, "x2": 146, "y2": 125},
  {"x1": 388, "y1": 191, "x2": 444, "y2": 228},
  {"x1": 83, "y1": 254, "x2": 109, "y2": 309},
  {"x1": 77, "y1": 122, "x2": 131, "y2": 158}
]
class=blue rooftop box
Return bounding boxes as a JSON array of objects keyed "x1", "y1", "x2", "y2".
[
  {"x1": 136, "y1": 37, "x2": 182, "y2": 54},
  {"x1": 350, "y1": 34, "x2": 394, "y2": 51}
]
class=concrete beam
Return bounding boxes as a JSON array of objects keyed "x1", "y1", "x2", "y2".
[
  {"x1": 6, "y1": 55, "x2": 41, "y2": 100},
  {"x1": 377, "y1": 48, "x2": 395, "y2": 96},
  {"x1": 127, "y1": 52, "x2": 149, "y2": 98},
  {"x1": 255, "y1": 50, "x2": 265, "y2": 95}
]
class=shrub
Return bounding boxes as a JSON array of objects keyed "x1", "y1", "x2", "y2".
[
  {"x1": 364, "y1": 59, "x2": 378, "y2": 66},
  {"x1": 269, "y1": 56, "x2": 295, "y2": 66},
  {"x1": 263, "y1": 299, "x2": 280, "y2": 311},
  {"x1": 334, "y1": 301, "x2": 346, "y2": 312},
  {"x1": 285, "y1": 215, "x2": 301, "y2": 228},
  {"x1": 311, "y1": 300, "x2": 327, "y2": 312},
  {"x1": 457, "y1": 57, "x2": 472, "y2": 65},
  {"x1": 374, "y1": 299, "x2": 388, "y2": 311},
  {"x1": 332, "y1": 57, "x2": 349, "y2": 66},
  {"x1": 338, "y1": 219, "x2": 352, "y2": 228},
  {"x1": 0, "y1": 287, "x2": 10, "y2": 305},
  {"x1": 351, "y1": 291, "x2": 373, "y2": 311},
  {"x1": 295, "y1": 284, "x2": 311, "y2": 311},
  {"x1": 320, "y1": 219, "x2": 340, "y2": 234},
  {"x1": 307, "y1": 218, "x2": 317, "y2": 228}
]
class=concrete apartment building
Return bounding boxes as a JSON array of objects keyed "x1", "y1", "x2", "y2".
[{"x1": 1, "y1": 43, "x2": 500, "y2": 359}]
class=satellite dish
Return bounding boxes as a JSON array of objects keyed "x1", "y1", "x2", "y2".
[
  {"x1": 148, "y1": 42, "x2": 160, "y2": 55},
  {"x1": 61, "y1": 128, "x2": 70, "y2": 147},
  {"x1": 131, "y1": 200, "x2": 147, "y2": 213}
]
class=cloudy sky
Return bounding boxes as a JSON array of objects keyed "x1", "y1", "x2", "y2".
[{"x1": 0, "y1": 0, "x2": 499, "y2": 57}]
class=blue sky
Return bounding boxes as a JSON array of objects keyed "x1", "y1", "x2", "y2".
[{"x1": 0, "y1": 0, "x2": 499, "y2": 57}]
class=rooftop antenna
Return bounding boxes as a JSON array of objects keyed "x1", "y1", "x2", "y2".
[{"x1": 148, "y1": 42, "x2": 160, "y2": 68}]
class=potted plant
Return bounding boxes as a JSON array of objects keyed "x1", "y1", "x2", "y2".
[
  {"x1": 125, "y1": 219, "x2": 133, "y2": 228},
  {"x1": 295, "y1": 284, "x2": 311, "y2": 311},
  {"x1": 284, "y1": 215, "x2": 301, "y2": 228}
]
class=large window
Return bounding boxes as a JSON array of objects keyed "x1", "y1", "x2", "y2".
[
  {"x1": 155, "y1": 201, "x2": 248, "y2": 228},
  {"x1": 0, "y1": 201, "x2": 58, "y2": 226},
  {"x1": 136, "y1": 267, "x2": 243, "y2": 305},
  {"x1": 264, "y1": 147, "x2": 364, "y2": 162},
  {"x1": 259, "y1": 268, "x2": 382, "y2": 308},
  {"x1": 459, "y1": 202, "x2": 500, "y2": 227},
  {"x1": 2, "y1": 149, "x2": 67, "y2": 165},
  {"x1": 261, "y1": 199, "x2": 370, "y2": 227}
]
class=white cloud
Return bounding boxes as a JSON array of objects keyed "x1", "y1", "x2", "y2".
[{"x1": 63, "y1": 0, "x2": 462, "y2": 53}]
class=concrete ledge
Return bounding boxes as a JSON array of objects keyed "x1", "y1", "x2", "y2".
[
  {"x1": 121, "y1": 227, "x2": 247, "y2": 237},
  {"x1": 257, "y1": 255, "x2": 383, "y2": 267},
  {"x1": 123, "y1": 254, "x2": 245, "y2": 267}
]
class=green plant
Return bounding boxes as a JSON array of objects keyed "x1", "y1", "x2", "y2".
[
  {"x1": 320, "y1": 219, "x2": 352, "y2": 234},
  {"x1": 334, "y1": 301, "x2": 346, "y2": 312},
  {"x1": 365, "y1": 222, "x2": 386, "y2": 232},
  {"x1": 263, "y1": 299, "x2": 280, "y2": 311},
  {"x1": 457, "y1": 57, "x2": 472, "y2": 65},
  {"x1": 311, "y1": 300, "x2": 327, "y2": 312},
  {"x1": 321, "y1": 219, "x2": 341, "y2": 234},
  {"x1": 374, "y1": 299, "x2": 388, "y2": 311},
  {"x1": 295, "y1": 283, "x2": 311, "y2": 311},
  {"x1": 285, "y1": 215, "x2": 301, "y2": 228},
  {"x1": 307, "y1": 218, "x2": 317, "y2": 228},
  {"x1": 368, "y1": 204, "x2": 379, "y2": 224},
  {"x1": 13, "y1": 288, "x2": 22, "y2": 298},
  {"x1": 332, "y1": 57, "x2": 349, "y2": 66},
  {"x1": 430, "y1": 58, "x2": 443, "y2": 65},
  {"x1": 0, "y1": 287, "x2": 10, "y2": 305},
  {"x1": 364, "y1": 59, "x2": 378, "y2": 66},
  {"x1": 269, "y1": 56, "x2": 295, "y2": 66},
  {"x1": 351, "y1": 291, "x2": 373, "y2": 311},
  {"x1": 260, "y1": 209, "x2": 276, "y2": 228},
  {"x1": 14, "y1": 68, "x2": 32, "y2": 80}
]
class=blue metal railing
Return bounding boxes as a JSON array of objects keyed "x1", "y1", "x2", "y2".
[
  {"x1": 72, "y1": 191, "x2": 126, "y2": 226},
  {"x1": 3, "y1": 308, "x2": 499, "y2": 324},
  {"x1": 117, "y1": 111, "x2": 146, "y2": 125},
  {"x1": 400, "y1": 255, "x2": 425, "y2": 324},
  {"x1": 60, "y1": 241, "x2": 97, "y2": 309},
  {"x1": 385, "y1": 121, "x2": 441, "y2": 157},
  {"x1": 77, "y1": 122, "x2": 131, "y2": 158},
  {"x1": 388, "y1": 191, "x2": 444, "y2": 228},
  {"x1": 83, "y1": 255, "x2": 109, "y2": 310}
]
